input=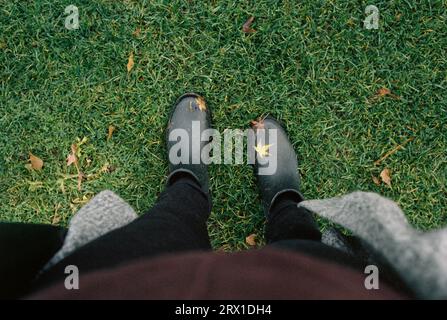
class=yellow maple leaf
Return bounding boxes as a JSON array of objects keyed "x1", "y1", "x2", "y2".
[{"x1": 254, "y1": 143, "x2": 273, "y2": 158}]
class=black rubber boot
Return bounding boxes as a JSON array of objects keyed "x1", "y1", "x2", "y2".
[
  {"x1": 166, "y1": 93, "x2": 211, "y2": 195},
  {"x1": 251, "y1": 116, "x2": 304, "y2": 216}
]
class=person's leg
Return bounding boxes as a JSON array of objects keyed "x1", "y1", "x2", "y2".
[
  {"x1": 265, "y1": 193, "x2": 321, "y2": 243},
  {"x1": 249, "y1": 117, "x2": 412, "y2": 295},
  {"x1": 264, "y1": 190, "x2": 368, "y2": 268},
  {"x1": 250, "y1": 116, "x2": 321, "y2": 242},
  {"x1": 265, "y1": 199, "x2": 413, "y2": 294},
  {"x1": 36, "y1": 174, "x2": 211, "y2": 287},
  {"x1": 59, "y1": 175, "x2": 210, "y2": 265},
  {"x1": 251, "y1": 117, "x2": 360, "y2": 265},
  {"x1": 263, "y1": 190, "x2": 371, "y2": 275},
  {"x1": 35, "y1": 93, "x2": 213, "y2": 288},
  {"x1": 0, "y1": 223, "x2": 66, "y2": 299}
]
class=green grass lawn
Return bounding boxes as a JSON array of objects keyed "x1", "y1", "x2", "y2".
[{"x1": 1, "y1": 0, "x2": 446, "y2": 250}]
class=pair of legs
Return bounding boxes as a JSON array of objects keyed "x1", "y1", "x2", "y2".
[
  {"x1": 8, "y1": 93, "x2": 366, "y2": 294},
  {"x1": 36, "y1": 172, "x2": 336, "y2": 288}
]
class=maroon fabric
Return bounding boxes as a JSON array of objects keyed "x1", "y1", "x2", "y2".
[{"x1": 29, "y1": 248, "x2": 405, "y2": 299}]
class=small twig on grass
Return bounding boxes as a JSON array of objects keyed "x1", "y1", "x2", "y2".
[{"x1": 374, "y1": 136, "x2": 415, "y2": 165}]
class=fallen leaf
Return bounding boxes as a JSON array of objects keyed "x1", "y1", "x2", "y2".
[
  {"x1": 127, "y1": 52, "x2": 134, "y2": 73},
  {"x1": 254, "y1": 143, "x2": 272, "y2": 158},
  {"x1": 377, "y1": 87, "x2": 391, "y2": 96},
  {"x1": 369, "y1": 87, "x2": 400, "y2": 102},
  {"x1": 132, "y1": 28, "x2": 141, "y2": 37},
  {"x1": 66, "y1": 144, "x2": 77, "y2": 167},
  {"x1": 246, "y1": 234, "x2": 257, "y2": 246},
  {"x1": 29, "y1": 153, "x2": 43, "y2": 170},
  {"x1": 107, "y1": 125, "x2": 116, "y2": 141},
  {"x1": 380, "y1": 168, "x2": 392, "y2": 187},
  {"x1": 72, "y1": 194, "x2": 90, "y2": 205},
  {"x1": 242, "y1": 16, "x2": 256, "y2": 33},
  {"x1": 250, "y1": 118, "x2": 265, "y2": 130},
  {"x1": 66, "y1": 153, "x2": 76, "y2": 166},
  {"x1": 372, "y1": 175, "x2": 381, "y2": 186},
  {"x1": 195, "y1": 96, "x2": 207, "y2": 111}
]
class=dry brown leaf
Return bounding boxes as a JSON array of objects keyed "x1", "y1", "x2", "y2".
[
  {"x1": 246, "y1": 234, "x2": 257, "y2": 246},
  {"x1": 372, "y1": 175, "x2": 381, "y2": 186},
  {"x1": 369, "y1": 87, "x2": 400, "y2": 102},
  {"x1": 107, "y1": 125, "x2": 116, "y2": 141},
  {"x1": 66, "y1": 153, "x2": 77, "y2": 166},
  {"x1": 132, "y1": 28, "x2": 141, "y2": 37},
  {"x1": 242, "y1": 16, "x2": 256, "y2": 33},
  {"x1": 29, "y1": 152, "x2": 43, "y2": 170},
  {"x1": 377, "y1": 87, "x2": 391, "y2": 96},
  {"x1": 380, "y1": 168, "x2": 392, "y2": 187},
  {"x1": 250, "y1": 119, "x2": 265, "y2": 130},
  {"x1": 127, "y1": 52, "x2": 134, "y2": 73},
  {"x1": 195, "y1": 96, "x2": 207, "y2": 111},
  {"x1": 66, "y1": 144, "x2": 77, "y2": 167}
]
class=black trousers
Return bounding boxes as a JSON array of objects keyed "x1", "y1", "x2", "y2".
[
  {"x1": 34, "y1": 178, "x2": 368, "y2": 290},
  {"x1": 2, "y1": 178, "x2": 370, "y2": 298},
  {"x1": 0, "y1": 223, "x2": 66, "y2": 299}
]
